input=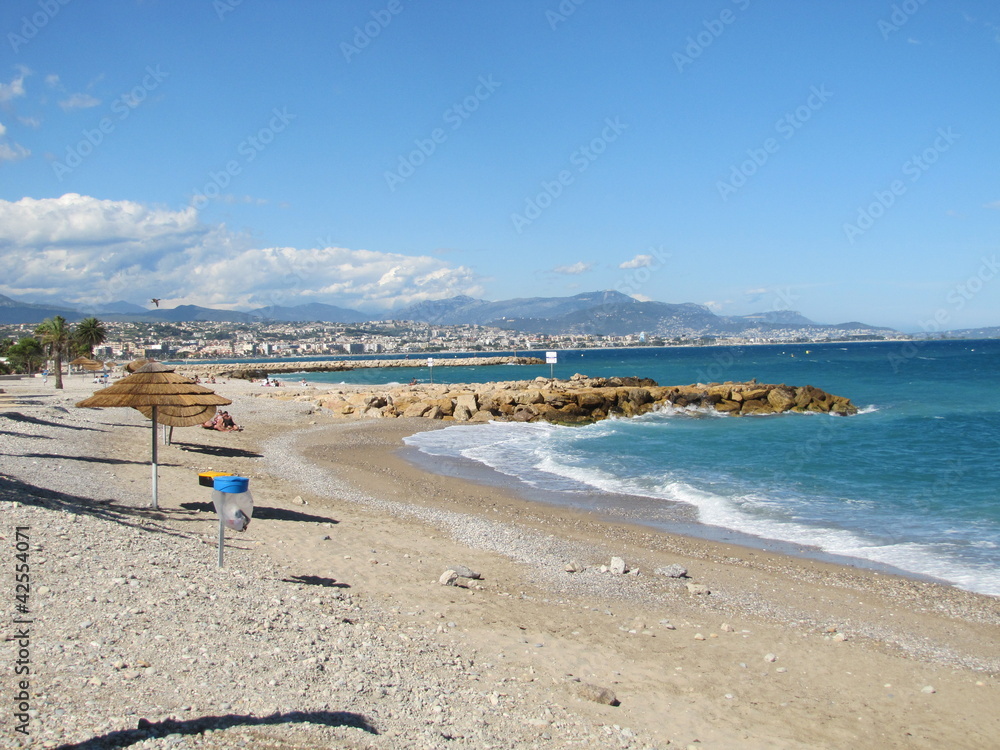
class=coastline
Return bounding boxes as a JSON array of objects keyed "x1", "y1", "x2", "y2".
[{"x1": 2, "y1": 374, "x2": 998, "y2": 748}]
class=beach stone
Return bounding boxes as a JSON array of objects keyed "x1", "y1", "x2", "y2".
[
  {"x1": 439, "y1": 570, "x2": 459, "y2": 586},
  {"x1": 453, "y1": 404, "x2": 472, "y2": 421},
  {"x1": 921, "y1": 685, "x2": 936, "y2": 694},
  {"x1": 685, "y1": 582, "x2": 710, "y2": 595},
  {"x1": 764, "y1": 653, "x2": 777, "y2": 663},
  {"x1": 609, "y1": 557, "x2": 627, "y2": 575},
  {"x1": 450, "y1": 564, "x2": 481, "y2": 580},
  {"x1": 573, "y1": 682, "x2": 620, "y2": 706},
  {"x1": 721, "y1": 623, "x2": 734, "y2": 632},
  {"x1": 564, "y1": 561, "x2": 583, "y2": 573},
  {"x1": 290, "y1": 496, "x2": 306, "y2": 505},
  {"x1": 655, "y1": 564, "x2": 687, "y2": 578}
]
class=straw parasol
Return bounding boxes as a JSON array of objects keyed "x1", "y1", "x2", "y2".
[
  {"x1": 76, "y1": 362, "x2": 231, "y2": 508},
  {"x1": 126, "y1": 358, "x2": 151, "y2": 372},
  {"x1": 135, "y1": 403, "x2": 217, "y2": 427},
  {"x1": 70, "y1": 356, "x2": 93, "y2": 366}
]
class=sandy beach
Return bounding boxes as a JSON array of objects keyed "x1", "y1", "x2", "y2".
[{"x1": 1, "y1": 373, "x2": 998, "y2": 749}]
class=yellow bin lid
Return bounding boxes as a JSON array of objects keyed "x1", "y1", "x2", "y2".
[{"x1": 198, "y1": 471, "x2": 234, "y2": 488}]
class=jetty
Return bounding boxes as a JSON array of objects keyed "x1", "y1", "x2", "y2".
[
  {"x1": 254, "y1": 375, "x2": 859, "y2": 423},
  {"x1": 179, "y1": 355, "x2": 544, "y2": 380}
]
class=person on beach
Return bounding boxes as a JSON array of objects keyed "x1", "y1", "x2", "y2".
[
  {"x1": 202, "y1": 410, "x2": 223, "y2": 429},
  {"x1": 216, "y1": 411, "x2": 242, "y2": 431},
  {"x1": 42, "y1": 369, "x2": 48, "y2": 385}
]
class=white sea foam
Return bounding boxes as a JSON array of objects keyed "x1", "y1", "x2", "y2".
[{"x1": 406, "y1": 420, "x2": 1000, "y2": 597}]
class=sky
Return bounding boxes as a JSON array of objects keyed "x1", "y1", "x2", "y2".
[{"x1": 0, "y1": 0, "x2": 998, "y2": 332}]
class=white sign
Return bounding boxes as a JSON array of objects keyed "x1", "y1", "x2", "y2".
[
  {"x1": 546, "y1": 351, "x2": 558, "y2": 364},
  {"x1": 426, "y1": 358, "x2": 434, "y2": 367}
]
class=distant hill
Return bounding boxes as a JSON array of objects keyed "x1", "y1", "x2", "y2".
[
  {"x1": 247, "y1": 302, "x2": 370, "y2": 324},
  {"x1": 0, "y1": 294, "x2": 83, "y2": 324},
  {"x1": 0, "y1": 290, "x2": 903, "y2": 337}
]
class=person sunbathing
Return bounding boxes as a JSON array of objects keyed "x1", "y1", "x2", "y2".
[
  {"x1": 202, "y1": 410, "x2": 223, "y2": 429},
  {"x1": 216, "y1": 411, "x2": 242, "y2": 431}
]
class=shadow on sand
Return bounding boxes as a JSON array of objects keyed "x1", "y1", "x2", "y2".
[
  {"x1": 0, "y1": 473, "x2": 188, "y2": 538},
  {"x1": 174, "y1": 441, "x2": 263, "y2": 459},
  {"x1": 1, "y1": 411, "x2": 102, "y2": 431},
  {"x1": 281, "y1": 574, "x2": 350, "y2": 588},
  {"x1": 180, "y1": 501, "x2": 339, "y2": 525},
  {"x1": 53, "y1": 710, "x2": 378, "y2": 749}
]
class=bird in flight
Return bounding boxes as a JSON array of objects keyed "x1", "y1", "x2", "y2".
[{"x1": 151, "y1": 298, "x2": 161, "y2": 307}]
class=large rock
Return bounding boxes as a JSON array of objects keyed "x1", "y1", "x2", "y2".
[
  {"x1": 767, "y1": 387, "x2": 797, "y2": 412},
  {"x1": 455, "y1": 393, "x2": 478, "y2": 413}
]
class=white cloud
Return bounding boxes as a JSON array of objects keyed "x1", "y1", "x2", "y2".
[
  {"x1": 619, "y1": 254, "x2": 653, "y2": 269},
  {"x1": 0, "y1": 194, "x2": 483, "y2": 312},
  {"x1": 59, "y1": 93, "x2": 101, "y2": 111},
  {"x1": 552, "y1": 261, "x2": 592, "y2": 275},
  {"x1": 0, "y1": 142, "x2": 30, "y2": 162},
  {"x1": 0, "y1": 120, "x2": 30, "y2": 163},
  {"x1": 0, "y1": 72, "x2": 26, "y2": 103},
  {"x1": 17, "y1": 115, "x2": 41, "y2": 128},
  {"x1": 985, "y1": 200, "x2": 1000, "y2": 210},
  {"x1": 45, "y1": 74, "x2": 60, "y2": 88}
]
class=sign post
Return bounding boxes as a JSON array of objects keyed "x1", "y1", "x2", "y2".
[
  {"x1": 546, "y1": 350, "x2": 557, "y2": 379},
  {"x1": 427, "y1": 357, "x2": 434, "y2": 384}
]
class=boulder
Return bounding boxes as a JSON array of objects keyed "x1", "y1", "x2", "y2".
[
  {"x1": 455, "y1": 393, "x2": 478, "y2": 413},
  {"x1": 402, "y1": 402, "x2": 431, "y2": 418},
  {"x1": 453, "y1": 404, "x2": 472, "y2": 421},
  {"x1": 609, "y1": 556, "x2": 627, "y2": 575},
  {"x1": 767, "y1": 387, "x2": 797, "y2": 412}
]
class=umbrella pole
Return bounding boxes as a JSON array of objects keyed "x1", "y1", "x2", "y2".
[
  {"x1": 151, "y1": 405, "x2": 159, "y2": 509},
  {"x1": 218, "y1": 517, "x2": 225, "y2": 568}
]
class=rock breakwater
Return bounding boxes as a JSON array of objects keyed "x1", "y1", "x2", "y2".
[{"x1": 259, "y1": 374, "x2": 859, "y2": 423}]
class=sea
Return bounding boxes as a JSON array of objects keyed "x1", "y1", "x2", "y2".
[{"x1": 203, "y1": 340, "x2": 1000, "y2": 597}]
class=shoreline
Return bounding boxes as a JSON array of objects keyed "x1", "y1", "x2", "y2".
[
  {"x1": 397, "y1": 437, "x2": 949, "y2": 587},
  {"x1": 3, "y1": 375, "x2": 999, "y2": 748}
]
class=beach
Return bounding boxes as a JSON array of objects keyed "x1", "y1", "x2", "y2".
[{"x1": 1, "y1": 374, "x2": 998, "y2": 749}]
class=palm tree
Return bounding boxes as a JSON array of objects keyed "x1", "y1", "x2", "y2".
[
  {"x1": 74, "y1": 316, "x2": 108, "y2": 356},
  {"x1": 35, "y1": 316, "x2": 72, "y2": 389}
]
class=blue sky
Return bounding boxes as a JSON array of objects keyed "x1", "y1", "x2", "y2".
[{"x1": 0, "y1": 0, "x2": 998, "y2": 331}]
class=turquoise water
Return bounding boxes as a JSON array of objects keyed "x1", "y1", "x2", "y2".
[{"x1": 398, "y1": 341, "x2": 1000, "y2": 596}]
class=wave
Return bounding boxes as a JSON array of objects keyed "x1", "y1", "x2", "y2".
[{"x1": 405, "y1": 420, "x2": 1000, "y2": 597}]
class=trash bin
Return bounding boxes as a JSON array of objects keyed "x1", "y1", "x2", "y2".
[{"x1": 212, "y1": 475, "x2": 253, "y2": 532}]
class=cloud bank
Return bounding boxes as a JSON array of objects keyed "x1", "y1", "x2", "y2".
[{"x1": 0, "y1": 194, "x2": 482, "y2": 312}]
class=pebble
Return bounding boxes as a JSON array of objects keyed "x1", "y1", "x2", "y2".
[
  {"x1": 686, "y1": 583, "x2": 711, "y2": 596},
  {"x1": 921, "y1": 685, "x2": 936, "y2": 694},
  {"x1": 764, "y1": 653, "x2": 778, "y2": 663},
  {"x1": 609, "y1": 556, "x2": 627, "y2": 575}
]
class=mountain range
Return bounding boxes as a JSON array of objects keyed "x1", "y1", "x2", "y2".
[{"x1": 0, "y1": 291, "x2": 896, "y2": 337}]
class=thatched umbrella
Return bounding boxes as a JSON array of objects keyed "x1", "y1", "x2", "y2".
[
  {"x1": 76, "y1": 362, "x2": 231, "y2": 508},
  {"x1": 70, "y1": 356, "x2": 98, "y2": 376},
  {"x1": 126, "y1": 358, "x2": 151, "y2": 373}
]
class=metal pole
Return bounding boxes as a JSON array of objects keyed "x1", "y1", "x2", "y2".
[
  {"x1": 218, "y1": 517, "x2": 225, "y2": 568},
  {"x1": 151, "y1": 405, "x2": 158, "y2": 509}
]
